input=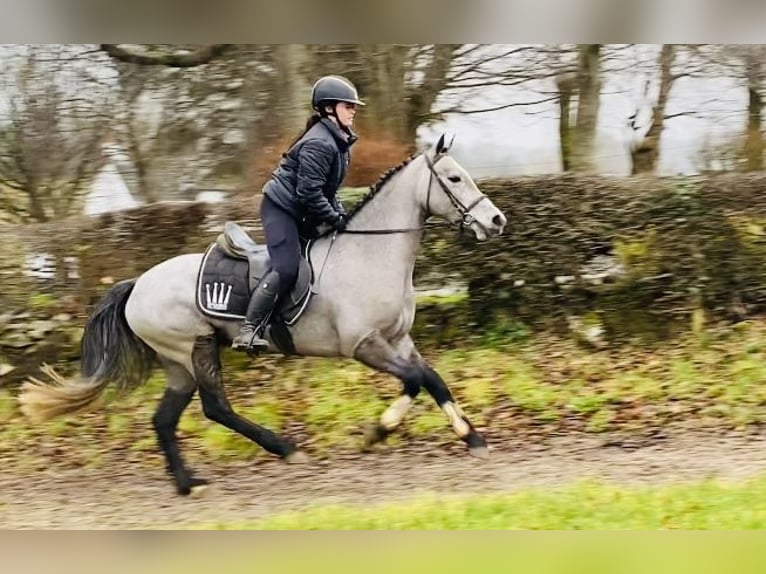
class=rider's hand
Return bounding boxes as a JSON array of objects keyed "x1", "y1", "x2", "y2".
[{"x1": 333, "y1": 213, "x2": 348, "y2": 232}]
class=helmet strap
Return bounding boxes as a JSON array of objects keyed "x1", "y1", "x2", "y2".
[
  {"x1": 327, "y1": 102, "x2": 354, "y2": 133},
  {"x1": 324, "y1": 102, "x2": 338, "y2": 119}
]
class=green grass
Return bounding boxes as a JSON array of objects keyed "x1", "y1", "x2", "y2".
[
  {"x1": 0, "y1": 390, "x2": 15, "y2": 423},
  {"x1": 415, "y1": 290, "x2": 468, "y2": 306},
  {"x1": 338, "y1": 186, "x2": 370, "y2": 204},
  {"x1": 8, "y1": 318, "x2": 766, "y2": 466},
  {"x1": 203, "y1": 475, "x2": 766, "y2": 530}
]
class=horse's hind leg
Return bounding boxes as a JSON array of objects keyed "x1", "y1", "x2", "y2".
[
  {"x1": 191, "y1": 335, "x2": 307, "y2": 463},
  {"x1": 153, "y1": 360, "x2": 208, "y2": 495},
  {"x1": 355, "y1": 331, "x2": 488, "y2": 458}
]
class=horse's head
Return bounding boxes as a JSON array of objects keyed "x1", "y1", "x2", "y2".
[{"x1": 421, "y1": 134, "x2": 507, "y2": 241}]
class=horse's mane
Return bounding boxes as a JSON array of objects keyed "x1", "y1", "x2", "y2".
[{"x1": 346, "y1": 153, "x2": 419, "y2": 220}]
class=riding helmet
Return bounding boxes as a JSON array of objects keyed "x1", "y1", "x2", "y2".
[{"x1": 311, "y1": 75, "x2": 366, "y2": 111}]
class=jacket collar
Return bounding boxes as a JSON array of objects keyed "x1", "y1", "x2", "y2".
[{"x1": 319, "y1": 117, "x2": 358, "y2": 149}]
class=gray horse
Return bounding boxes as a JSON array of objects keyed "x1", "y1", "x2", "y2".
[{"x1": 19, "y1": 135, "x2": 507, "y2": 495}]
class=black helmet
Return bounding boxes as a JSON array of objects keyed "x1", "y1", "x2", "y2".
[{"x1": 311, "y1": 75, "x2": 366, "y2": 111}]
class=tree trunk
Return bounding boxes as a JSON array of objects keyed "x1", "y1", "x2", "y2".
[
  {"x1": 353, "y1": 44, "x2": 410, "y2": 142},
  {"x1": 744, "y1": 50, "x2": 764, "y2": 171},
  {"x1": 557, "y1": 73, "x2": 576, "y2": 172},
  {"x1": 26, "y1": 178, "x2": 47, "y2": 223},
  {"x1": 245, "y1": 45, "x2": 311, "y2": 192},
  {"x1": 252, "y1": 44, "x2": 310, "y2": 144},
  {"x1": 631, "y1": 44, "x2": 676, "y2": 175},
  {"x1": 570, "y1": 44, "x2": 602, "y2": 172},
  {"x1": 403, "y1": 44, "x2": 460, "y2": 146}
]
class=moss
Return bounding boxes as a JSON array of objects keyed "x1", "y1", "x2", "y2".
[{"x1": 27, "y1": 292, "x2": 56, "y2": 309}]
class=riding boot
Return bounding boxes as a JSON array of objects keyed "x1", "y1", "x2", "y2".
[{"x1": 231, "y1": 270, "x2": 281, "y2": 354}]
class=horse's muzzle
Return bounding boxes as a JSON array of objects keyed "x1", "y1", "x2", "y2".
[{"x1": 490, "y1": 212, "x2": 507, "y2": 236}]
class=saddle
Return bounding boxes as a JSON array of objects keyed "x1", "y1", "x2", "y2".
[
  {"x1": 196, "y1": 222, "x2": 314, "y2": 331},
  {"x1": 215, "y1": 222, "x2": 269, "y2": 292}
]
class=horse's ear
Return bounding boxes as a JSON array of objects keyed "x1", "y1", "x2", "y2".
[
  {"x1": 435, "y1": 134, "x2": 446, "y2": 155},
  {"x1": 434, "y1": 133, "x2": 455, "y2": 156}
]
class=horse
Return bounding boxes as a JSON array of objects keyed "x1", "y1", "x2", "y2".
[{"x1": 19, "y1": 134, "x2": 507, "y2": 496}]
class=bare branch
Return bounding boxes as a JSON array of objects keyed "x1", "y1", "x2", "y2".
[
  {"x1": 663, "y1": 111, "x2": 703, "y2": 120},
  {"x1": 100, "y1": 44, "x2": 234, "y2": 68},
  {"x1": 443, "y1": 96, "x2": 559, "y2": 115}
]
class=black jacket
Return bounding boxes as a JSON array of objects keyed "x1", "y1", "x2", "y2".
[{"x1": 263, "y1": 117, "x2": 357, "y2": 227}]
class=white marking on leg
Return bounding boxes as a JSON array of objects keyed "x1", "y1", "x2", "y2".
[
  {"x1": 380, "y1": 395, "x2": 413, "y2": 430},
  {"x1": 442, "y1": 401, "x2": 470, "y2": 438}
]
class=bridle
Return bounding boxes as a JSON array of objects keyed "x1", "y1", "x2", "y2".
[
  {"x1": 424, "y1": 152, "x2": 490, "y2": 229},
  {"x1": 339, "y1": 151, "x2": 490, "y2": 236},
  {"x1": 315, "y1": 151, "x2": 490, "y2": 286}
]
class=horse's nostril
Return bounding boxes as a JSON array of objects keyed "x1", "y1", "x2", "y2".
[{"x1": 492, "y1": 214, "x2": 505, "y2": 228}]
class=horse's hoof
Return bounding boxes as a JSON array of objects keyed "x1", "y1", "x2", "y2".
[
  {"x1": 362, "y1": 423, "x2": 388, "y2": 450},
  {"x1": 189, "y1": 483, "x2": 210, "y2": 498},
  {"x1": 469, "y1": 445, "x2": 490, "y2": 459},
  {"x1": 177, "y1": 476, "x2": 209, "y2": 497},
  {"x1": 285, "y1": 450, "x2": 310, "y2": 464}
]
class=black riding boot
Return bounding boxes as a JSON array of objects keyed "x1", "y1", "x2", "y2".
[{"x1": 232, "y1": 270, "x2": 281, "y2": 354}]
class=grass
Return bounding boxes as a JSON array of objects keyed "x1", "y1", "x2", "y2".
[
  {"x1": 202, "y1": 475, "x2": 766, "y2": 529},
  {"x1": 6, "y1": 318, "x2": 766, "y2": 467}
]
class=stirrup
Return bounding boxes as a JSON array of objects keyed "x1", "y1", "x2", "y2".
[{"x1": 232, "y1": 330, "x2": 269, "y2": 355}]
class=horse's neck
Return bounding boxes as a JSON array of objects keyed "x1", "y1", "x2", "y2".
[
  {"x1": 349, "y1": 163, "x2": 426, "y2": 233},
  {"x1": 339, "y1": 163, "x2": 426, "y2": 277}
]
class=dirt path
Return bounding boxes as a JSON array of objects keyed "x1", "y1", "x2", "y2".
[{"x1": 3, "y1": 428, "x2": 766, "y2": 529}]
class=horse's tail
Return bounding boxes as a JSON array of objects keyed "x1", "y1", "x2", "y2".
[{"x1": 19, "y1": 278, "x2": 157, "y2": 422}]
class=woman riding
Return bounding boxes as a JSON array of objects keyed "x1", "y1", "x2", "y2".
[{"x1": 232, "y1": 75, "x2": 365, "y2": 353}]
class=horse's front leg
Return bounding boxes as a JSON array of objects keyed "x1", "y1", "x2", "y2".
[
  {"x1": 354, "y1": 331, "x2": 421, "y2": 448},
  {"x1": 419, "y1": 362, "x2": 488, "y2": 458},
  {"x1": 354, "y1": 332, "x2": 488, "y2": 458}
]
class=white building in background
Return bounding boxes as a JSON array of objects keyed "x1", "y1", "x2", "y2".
[
  {"x1": 81, "y1": 141, "x2": 230, "y2": 216},
  {"x1": 83, "y1": 162, "x2": 143, "y2": 216},
  {"x1": 194, "y1": 189, "x2": 228, "y2": 204}
]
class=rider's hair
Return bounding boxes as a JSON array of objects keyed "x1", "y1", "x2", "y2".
[{"x1": 286, "y1": 102, "x2": 339, "y2": 149}]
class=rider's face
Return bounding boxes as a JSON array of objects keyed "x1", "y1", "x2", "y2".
[{"x1": 332, "y1": 102, "x2": 357, "y2": 128}]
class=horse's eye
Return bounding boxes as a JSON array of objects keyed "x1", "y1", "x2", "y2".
[{"x1": 448, "y1": 175, "x2": 461, "y2": 183}]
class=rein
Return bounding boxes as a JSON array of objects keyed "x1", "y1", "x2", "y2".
[{"x1": 341, "y1": 227, "x2": 421, "y2": 235}]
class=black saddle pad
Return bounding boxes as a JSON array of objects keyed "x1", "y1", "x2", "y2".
[
  {"x1": 196, "y1": 244, "x2": 252, "y2": 320},
  {"x1": 195, "y1": 243, "x2": 315, "y2": 324}
]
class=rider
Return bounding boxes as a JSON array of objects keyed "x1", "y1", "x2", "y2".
[{"x1": 232, "y1": 75, "x2": 365, "y2": 353}]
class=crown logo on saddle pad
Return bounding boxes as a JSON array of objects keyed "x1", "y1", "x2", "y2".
[{"x1": 205, "y1": 282, "x2": 232, "y2": 311}]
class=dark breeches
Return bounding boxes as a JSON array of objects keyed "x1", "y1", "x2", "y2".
[{"x1": 260, "y1": 196, "x2": 302, "y2": 296}]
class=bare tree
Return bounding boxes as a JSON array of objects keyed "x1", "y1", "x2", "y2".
[
  {"x1": 742, "y1": 46, "x2": 766, "y2": 171},
  {"x1": 627, "y1": 45, "x2": 678, "y2": 174},
  {"x1": 674, "y1": 44, "x2": 766, "y2": 173},
  {"x1": 0, "y1": 46, "x2": 112, "y2": 223},
  {"x1": 309, "y1": 44, "x2": 461, "y2": 145},
  {"x1": 99, "y1": 44, "x2": 464, "y2": 151},
  {"x1": 104, "y1": 45, "x2": 278, "y2": 201},
  {"x1": 441, "y1": 45, "x2": 560, "y2": 114},
  {"x1": 436, "y1": 44, "x2": 605, "y2": 172}
]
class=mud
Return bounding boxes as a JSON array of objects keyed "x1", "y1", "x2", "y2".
[{"x1": 3, "y1": 428, "x2": 765, "y2": 529}]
